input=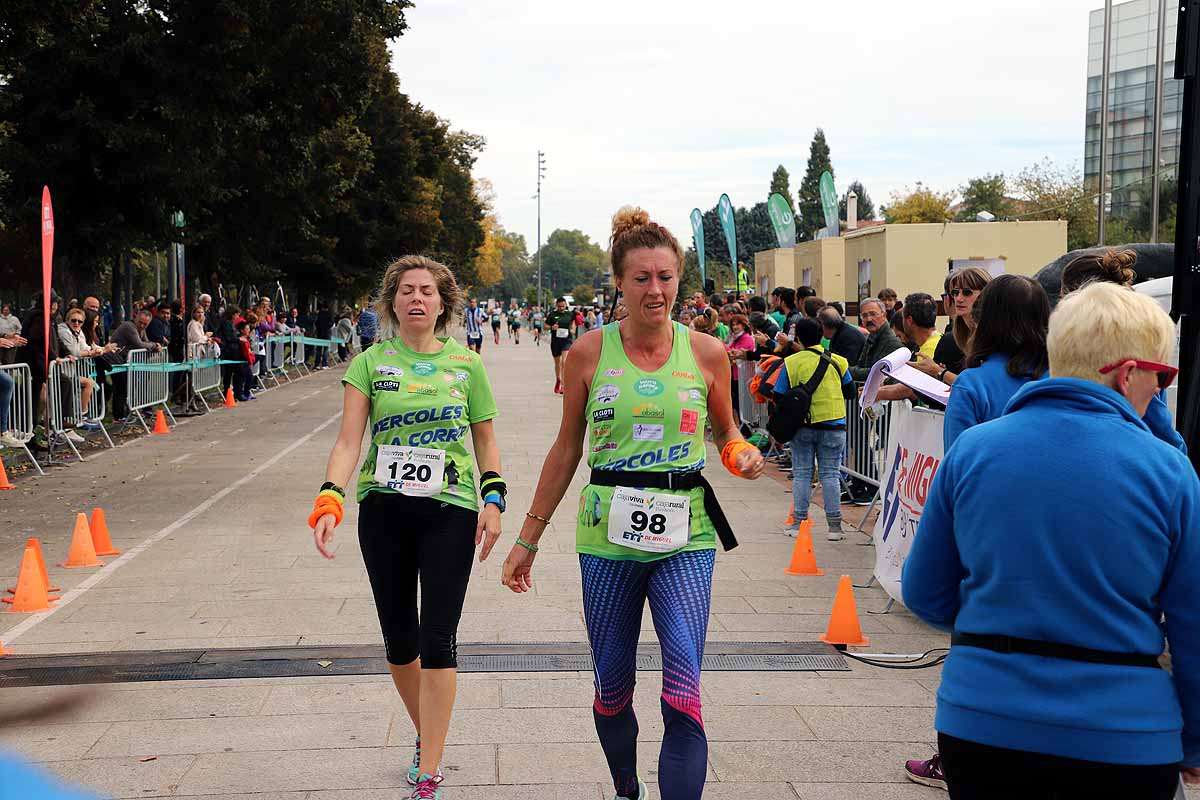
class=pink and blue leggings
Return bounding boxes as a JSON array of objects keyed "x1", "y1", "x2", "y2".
[{"x1": 580, "y1": 549, "x2": 714, "y2": 800}]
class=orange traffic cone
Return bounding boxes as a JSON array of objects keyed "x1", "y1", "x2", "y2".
[
  {"x1": 152, "y1": 409, "x2": 170, "y2": 434},
  {"x1": 819, "y1": 575, "x2": 870, "y2": 647},
  {"x1": 0, "y1": 458, "x2": 13, "y2": 491},
  {"x1": 61, "y1": 513, "x2": 103, "y2": 568},
  {"x1": 224, "y1": 387, "x2": 238, "y2": 407},
  {"x1": 2, "y1": 545, "x2": 56, "y2": 612},
  {"x1": 0, "y1": 640, "x2": 9, "y2": 656},
  {"x1": 8, "y1": 538, "x2": 60, "y2": 595},
  {"x1": 90, "y1": 508, "x2": 121, "y2": 557},
  {"x1": 785, "y1": 503, "x2": 794, "y2": 527},
  {"x1": 784, "y1": 520, "x2": 823, "y2": 576}
]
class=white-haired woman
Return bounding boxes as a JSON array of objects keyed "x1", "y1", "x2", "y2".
[
  {"x1": 308, "y1": 256, "x2": 506, "y2": 800},
  {"x1": 903, "y1": 281, "x2": 1199, "y2": 798}
]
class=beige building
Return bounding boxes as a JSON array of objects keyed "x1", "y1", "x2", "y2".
[{"x1": 753, "y1": 220, "x2": 1067, "y2": 309}]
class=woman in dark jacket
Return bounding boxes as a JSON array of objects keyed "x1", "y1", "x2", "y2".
[
  {"x1": 314, "y1": 303, "x2": 333, "y2": 369},
  {"x1": 216, "y1": 306, "x2": 241, "y2": 396}
]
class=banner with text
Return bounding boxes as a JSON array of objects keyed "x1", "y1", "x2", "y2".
[
  {"x1": 767, "y1": 192, "x2": 797, "y2": 249},
  {"x1": 717, "y1": 193, "x2": 737, "y2": 277},
  {"x1": 41, "y1": 186, "x2": 54, "y2": 371},
  {"x1": 819, "y1": 171, "x2": 839, "y2": 239},
  {"x1": 690, "y1": 208, "x2": 706, "y2": 286},
  {"x1": 872, "y1": 404, "x2": 945, "y2": 605}
]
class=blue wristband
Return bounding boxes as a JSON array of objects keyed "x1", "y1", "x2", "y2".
[{"x1": 484, "y1": 492, "x2": 505, "y2": 512}]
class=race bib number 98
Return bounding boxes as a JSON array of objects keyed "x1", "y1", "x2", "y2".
[
  {"x1": 374, "y1": 445, "x2": 445, "y2": 497},
  {"x1": 606, "y1": 486, "x2": 690, "y2": 553}
]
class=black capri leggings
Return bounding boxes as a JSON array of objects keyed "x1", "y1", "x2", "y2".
[{"x1": 358, "y1": 491, "x2": 477, "y2": 668}]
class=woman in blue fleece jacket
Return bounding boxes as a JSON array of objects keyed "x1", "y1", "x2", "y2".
[{"x1": 903, "y1": 282, "x2": 1200, "y2": 798}]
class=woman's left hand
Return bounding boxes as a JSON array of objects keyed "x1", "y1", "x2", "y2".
[
  {"x1": 736, "y1": 445, "x2": 765, "y2": 480},
  {"x1": 910, "y1": 353, "x2": 942, "y2": 377},
  {"x1": 475, "y1": 504, "x2": 502, "y2": 561}
]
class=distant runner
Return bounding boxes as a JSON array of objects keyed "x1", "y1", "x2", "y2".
[
  {"x1": 509, "y1": 304, "x2": 522, "y2": 344},
  {"x1": 546, "y1": 297, "x2": 576, "y2": 394},
  {"x1": 531, "y1": 306, "x2": 545, "y2": 346},
  {"x1": 490, "y1": 305, "x2": 502, "y2": 345},
  {"x1": 464, "y1": 298, "x2": 485, "y2": 353}
]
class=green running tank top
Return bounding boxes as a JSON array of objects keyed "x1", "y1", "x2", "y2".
[{"x1": 575, "y1": 321, "x2": 716, "y2": 561}]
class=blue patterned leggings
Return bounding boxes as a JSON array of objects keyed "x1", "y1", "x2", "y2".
[{"x1": 580, "y1": 549, "x2": 715, "y2": 800}]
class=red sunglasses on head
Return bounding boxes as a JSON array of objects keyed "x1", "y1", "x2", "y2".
[{"x1": 1098, "y1": 359, "x2": 1178, "y2": 390}]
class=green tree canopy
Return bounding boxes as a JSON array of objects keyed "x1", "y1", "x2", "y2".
[
  {"x1": 957, "y1": 174, "x2": 1013, "y2": 221},
  {"x1": 769, "y1": 165, "x2": 795, "y2": 216},
  {"x1": 881, "y1": 184, "x2": 955, "y2": 224},
  {"x1": 537, "y1": 229, "x2": 605, "y2": 295},
  {"x1": 839, "y1": 180, "x2": 876, "y2": 222},
  {"x1": 797, "y1": 129, "x2": 833, "y2": 241}
]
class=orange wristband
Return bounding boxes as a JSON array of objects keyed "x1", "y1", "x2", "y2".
[
  {"x1": 721, "y1": 440, "x2": 756, "y2": 477},
  {"x1": 308, "y1": 495, "x2": 344, "y2": 529}
]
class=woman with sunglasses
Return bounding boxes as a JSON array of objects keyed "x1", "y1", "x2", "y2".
[
  {"x1": 902, "y1": 281, "x2": 1199, "y2": 799},
  {"x1": 912, "y1": 267, "x2": 991, "y2": 388}
]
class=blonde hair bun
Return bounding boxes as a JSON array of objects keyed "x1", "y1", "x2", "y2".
[{"x1": 611, "y1": 206, "x2": 651, "y2": 239}]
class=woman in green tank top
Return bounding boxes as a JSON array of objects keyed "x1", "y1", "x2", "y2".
[{"x1": 500, "y1": 207, "x2": 764, "y2": 800}]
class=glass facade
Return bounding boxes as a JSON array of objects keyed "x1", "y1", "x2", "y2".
[{"x1": 1085, "y1": 0, "x2": 1179, "y2": 233}]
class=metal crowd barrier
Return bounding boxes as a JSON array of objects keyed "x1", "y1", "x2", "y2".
[
  {"x1": 188, "y1": 342, "x2": 224, "y2": 411},
  {"x1": 0, "y1": 362, "x2": 44, "y2": 475},
  {"x1": 289, "y1": 332, "x2": 310, "y2": 376},
  {"x1": 841, "y1": 389, "x2": 893, "y2": 487},
  {"x1": 127, "y1": 348, "x2": 177, "y2": 434},
  {"x1": 261, "y1": 336, "x2": 289, "y2": 388},
  {"x1": 46, "y1": 356, "x2": 114, "y2": 461},
  {"x1": 301, "y1": 336, "x2": 334, "y2": 370},
  {"x1": 735, "y1": 359, "x2": 770, "y2": 432}
]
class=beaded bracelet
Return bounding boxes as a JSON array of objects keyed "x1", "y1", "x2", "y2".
[{"x1": 525, "y1": 511, "x2": 551, "y2": 524}]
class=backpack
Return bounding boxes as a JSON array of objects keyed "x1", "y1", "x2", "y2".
[
  {"x1": 749, "y1": 355, "x2": 785, "y2": 404},
  {"x1": 767, "y1": 351, "x2": 840, "y2": 443}
]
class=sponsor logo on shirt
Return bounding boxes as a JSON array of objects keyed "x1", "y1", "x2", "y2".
[
  {"x1": 448, "y1": 387, "x2": 465, "y2": 400},
  {"x1": 632, "y1": 402, "x2": 664, "y2": 419},
  {"x1": 604, "y1": 368, "x2": 624, "y2": 377},
  {"x1": 596, "y1": 384, "x2": 621, "y2": 404},
  {"x1": 579, "y1": 489, "x2": 603, "y2": 528},
  {"x1": 449, "y1": 354, "x2": 474, "y2": 363},
  {"x1": 407, "y1": 383, "x2": 438, "y2": 396},
  {"x1": 633, "y1": 423, "x2": 664, "y2": 442},
  {"x1": 592, "y1": 442, "x2": 619, "y2": 453},
  {"x1": 676, "y1": 388, "x2": 703, "y2": 403},
  {"x1": 373, "y1": 380, "x2": 401, "y2": 392},
  {"x1": 384, "y1": 349, "x2": 398, "y2": 355},
  {"x1": 634, "y1": 378, "x2": 664, "y2": 396},
  {"x1": 412, "y1": 362, "x2": 436, "y2": 376},
  {"x1": 680, "y1": 409, "x2": 699, "y2": 434},
  {"x1": 591, "y1": 424, "x2": 612, "y2": 439},
  {"x1": 592, "y1": 408, "x2": 615, "y2": 423},
  {"x1": 671, "y1": 370, "x2": 696, "y2": 380},
  {"x1": 596, "y1": 441, "x2": 693, "y2": 471},
  {"x1": 375, "y1": 365, "x2": 404, "y2": 377}
]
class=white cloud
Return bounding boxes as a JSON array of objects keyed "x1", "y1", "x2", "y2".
[{"x1": 391, "y1": 0, "x2": 1105, "y2": 250}]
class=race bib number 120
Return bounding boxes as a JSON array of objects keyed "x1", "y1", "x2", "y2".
[
  {"x1": 374, "y1": 445, "x2": 445, "y2": 497},
  {"x1": 606, "y1": 486, "x2": 690, "y2": 553}
]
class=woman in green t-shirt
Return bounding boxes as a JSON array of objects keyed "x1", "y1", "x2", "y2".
[
  {"x1": 501, "y1": 207, "x2": 765, "y2": 800},
  {"x1": 308, "y1": 255, "x2": 506, "y2": 800}
]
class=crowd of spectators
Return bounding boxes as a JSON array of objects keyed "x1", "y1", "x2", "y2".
[{"x1": 0, "y1": 291, "x2": 365, "y2": 452}]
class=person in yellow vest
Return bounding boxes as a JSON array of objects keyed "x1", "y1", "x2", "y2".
[{"x1": 773, "y1": 317, "x2": 854, "y2": 541}]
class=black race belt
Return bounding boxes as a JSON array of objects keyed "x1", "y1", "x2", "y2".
[
  {"x1": 589, "y1": 468, "x2": 738, "y2": 552},
  {"x1": 951, "y1": 632, "x2": 1162, "y2": 669}
]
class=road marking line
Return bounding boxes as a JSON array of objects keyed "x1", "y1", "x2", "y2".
[
  {"x1": 230, "y1": 428, "x2": 245, "y2": 435},
  {"x1": 1, "y1": 411, "x2": 344, "y2": 645},
  {"x1": 288, "y1": 401, "x2": 299, "y2": 407},
  {"x1": 206, "y1": 439, "x2": 222, "y2": 449},
  {"x1": 169, "y1": 453, "x2": 192, "y2": 465}
]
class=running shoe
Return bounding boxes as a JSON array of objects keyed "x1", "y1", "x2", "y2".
[
  {"x1": 64, "y1": 430, "x2": 86, "y2": 444},
  {"x1": 612, "y1": 778, "x2": 649, "y2": 800},
  {"x1": 782, "y1": 526, "x2": 801, "y2": 539},
  {"x1": 80, "y1": 421, "x2": 103, "y2": 431},
  {"x1": 904, "y1": 753, "x2": 946, "y2": 791},
  {"x1": 408, "y1": 772, "x2": 443, "y2": 799},
  {"x1": 553, "y1": 378, "x2": 561, "y2": 394},
  {"x1": 827, "y1": 519, "x2": 844, "y2": 542},
  {"x1": 0, "y1": 431, "x2": 24, "y2": 448},
  {"x1": 405, "y1": 738, "x2": 421, "y2": 785}
]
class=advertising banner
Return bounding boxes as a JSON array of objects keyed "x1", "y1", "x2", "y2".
[
  {"x1": 718, "y1": 193, "x2": 737, "y2": 273},
  {"x1": 819, "y1": 171, "x2": 839, "y2": 238},
  {"x1": 690, "y1": 208, "x2": 706, "y2": 286},
  {"x1": 767, "y1": 192, "x2": 797, "y2": 248},
  {"x1": 40, "y1": 186, "x2": 54, "y2": 371},
  {"x1": 872, "y1": 404, "x2": 945, "y2": 604}
]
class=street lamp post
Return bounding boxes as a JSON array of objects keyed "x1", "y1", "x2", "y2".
[{"x1": 535, "y1": 151, "x2": 546, "y2": 307}]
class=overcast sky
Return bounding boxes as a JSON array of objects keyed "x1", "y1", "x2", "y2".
[{"x1": 391, "y1": 0, "x2": 1107, "y2": 253}]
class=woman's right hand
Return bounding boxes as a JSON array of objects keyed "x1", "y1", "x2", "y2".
[
  {"x1": 500, "y1": 543, "x2": 536, "y2": 593},
  {"x1": 312, "y1": 514, "x2": 337, "y2": 559}
]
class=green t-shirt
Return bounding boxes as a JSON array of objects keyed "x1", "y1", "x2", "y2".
[
  {"x1": 714, "y1": 322, "x2": 730, "y2": 341},
  {"x1": 342, "y1": 335, "x2": 498, "y2": 510},
  {"x1": 769, "y1": 310, "x2": 786, "y2": 329}
]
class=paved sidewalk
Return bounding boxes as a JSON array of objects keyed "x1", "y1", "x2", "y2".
[{"x1": 0, "y1": 334, "x2": 976, "y2": 797}]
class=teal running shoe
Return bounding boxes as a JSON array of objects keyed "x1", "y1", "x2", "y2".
[
  {"x1": 408, "y1": 772, "x2": 443, "y2": 799},
  {"x1": 613, "y1": 778, "x2": 649, "y2": 800},
  {"x1": 405, "y1": 737, "x2": 420, "y2": 785}
]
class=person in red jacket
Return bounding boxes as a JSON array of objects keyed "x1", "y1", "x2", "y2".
[{"x1": 236, "y1": 320, "x2": 257, "y2": 402}]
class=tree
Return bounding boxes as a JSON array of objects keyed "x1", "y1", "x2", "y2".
[
  {"x1": 797, "y1": 129, "x2": 833, "y2": 241},
  {"x1": 769, "y1": 165, "x2": 795, "y2": 216},
  {"x1": 881, "y1": 184, "x2": 955, "y2": 224},
  {"x1": 1011, "y1": 159, "x2": 1096, "y2": 251},
  {"x1": 839, "y1": 180, "x2": 876, "y2": 222},
  {"x1": 538, "y1": 229, "x2": 605, "y2": 294},
  {"x1": 571, "y1": 283, "x2": 597, "y2": 305},
  {"x1": 957, "y1": 174, "x2": 1013, "y2": 221}
]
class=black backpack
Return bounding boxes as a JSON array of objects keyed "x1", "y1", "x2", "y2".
[{"x1": 767, "y1": 351, "x2": 840, "y2": 443}]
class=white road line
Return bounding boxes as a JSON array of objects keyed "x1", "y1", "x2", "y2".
[
  {"x1": 206, "y1": 439, "x2": 222, "y2": 449},
  {"x1": 230, "y1": 428, "x2": 245, "y2": 436},
  {"x1": 288, "y1": 401, "x2": 299, "y2": 407},
  {"x1": 2, "y1": 411, "x2": 344, "y2": 645},
  {"x1": 169, "y1": 452, "x2": 192, "y2": 465}
]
